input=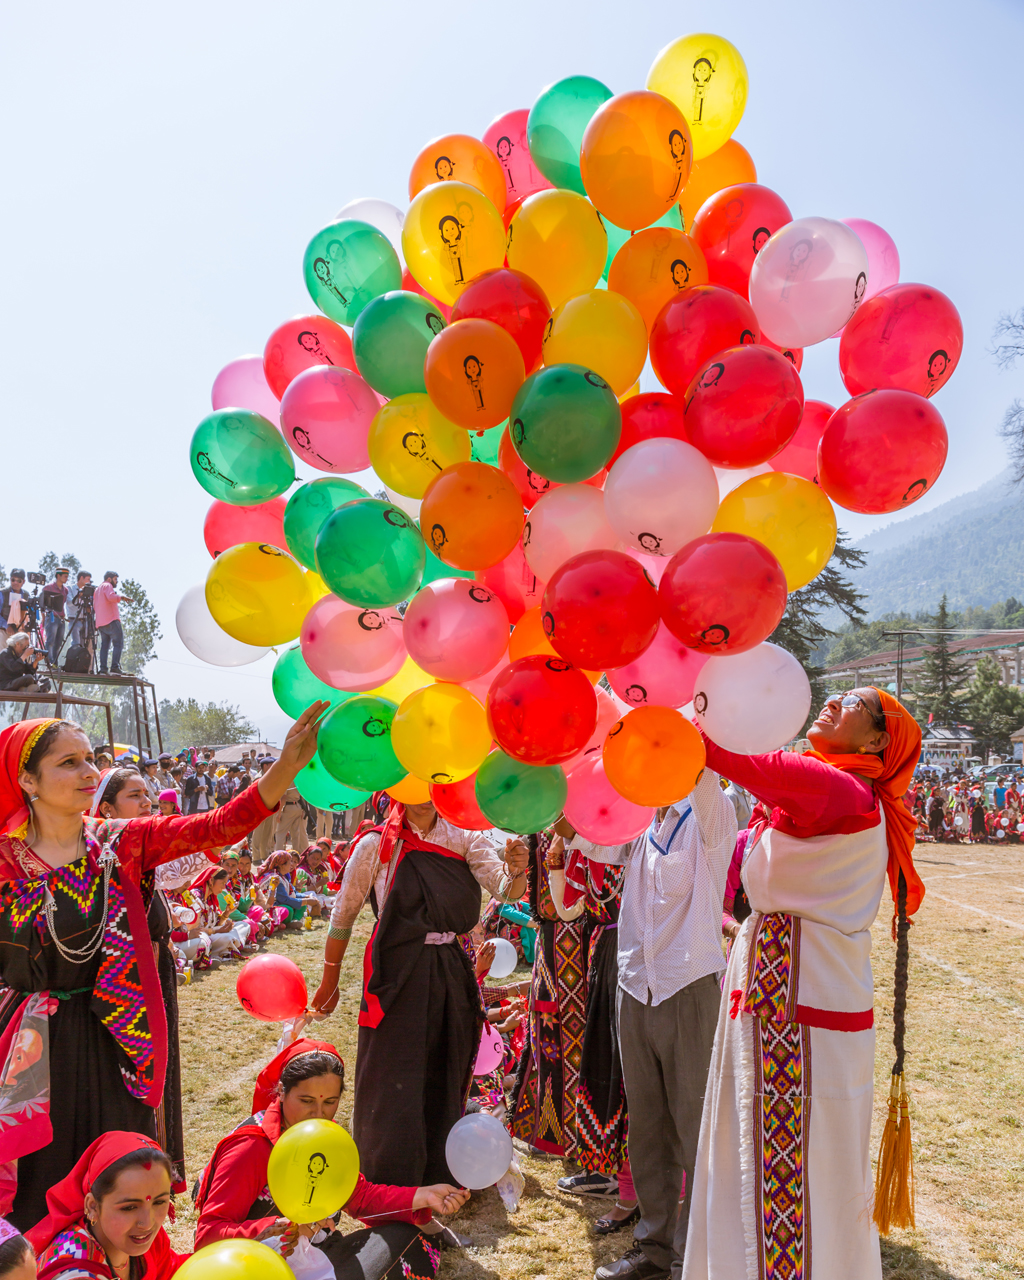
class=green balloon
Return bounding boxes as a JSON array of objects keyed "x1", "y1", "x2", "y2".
[
  {"x1": 295, "y1": 752, "x2": 370, "y2": 813},
  {"x1": 303, "y1": 220, "x2": 403, "y2": 326},
  {"x1": 510, "y1": 364, "x2": 621, "y2": 483},
  {"x1": 189, "y1": 409, "x2": 295, "y2": 505},
  {"x1": 284, "y1": 477, "x2": 369, "y2": 570},
  {"x1": 318, "y1": 696, "x2": 405, "y2": 791},
  {"x1": 527, "y1": 76, "x2": 614, "y2": 195},
  {"x1": 419, "y1": 540, "x2": 474, "y2": 586},
  {"x1": 272, "y1": 646, "x2": 353, "y2": 719},
  {"x1": 603, "y1": 205, "x2": 683, "y2": 280},
  {"x1": 475, "y1": 751, "x2": 567, "y2": 835},
  {"x1": 352, "y1": 291, "x2": 447, "y2": 398},
  {"x1": 315, "y1": 498, "x2": 425, "y2": 608},
  {"x1": 469, "y1": 421, "x2": 506, "y2": 466}
]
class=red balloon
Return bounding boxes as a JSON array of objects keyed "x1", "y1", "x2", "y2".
[
  {"x1": 203, "y1": 497, "x2": 287, "y2": 558},
  {"x1": 690, "y1": 183, "x2": 793, "y2": 297},
  {"x1": 650, "y1": 286, "x2": 760, "y2": 398},
  {"x1": 839, "y1": 283, "x2": 963, "y2": 399},
  {"x1": 450, "y1": 268, "x2": 552, "y2": 375},
  {"x1": 498, "y1": 428, "x2": 605, "y2": 509},
  {"x1": 401, "y1": 268, "x2": 452, "y2": 322},
  {"x1": 769, "y1": 400, "x2": 834, "y2": 481},
  {"x1": 817, "y1": 390, "x2": 948, "y2": 515},
  {"x1": 476, "y1": 541, "x2": 546, "y2": 624},
  {"x1": 760, "y1": 334, "x2": 803, "y2": 371},
  {"x1": 236, "y1": 953, "x2": 308, "y2": 1022},
  {"x1": 609, "y1": 392, "x2": 688, "y2": 466},
  {"x1": 543, "y1": 550, "x2": 660, "y2": 670},
  {"x1": 684, "y1": 345, "x2": 803, "y2": 469},
  {"x1": 487, "y1": 655, "x2": 598, "y2": 765},
  {"x1": 431, "y1": 771, "x2": 492, "y2": 829},
  {"x1": 659, "y1": 532, "x2": 788, "y2": 655},
  {"x1": 263, "y1": 315, "x2": 355, "y2": 400}
]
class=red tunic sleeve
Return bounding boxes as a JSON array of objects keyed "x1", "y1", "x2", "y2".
[
  {"x1": 194, "y1": 1129, "x2": 277, "y2": 1248},
  {"x1": 144, "y1": 1230, "x2": 190, "y2": 1280},
  {"x1": 342, "y1": 1173, "x2": 430, "y2": 1227}
]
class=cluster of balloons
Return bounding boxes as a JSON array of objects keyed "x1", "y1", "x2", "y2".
[{"x1": 179, "y1": 31, "x2": 961, "y2": 832}]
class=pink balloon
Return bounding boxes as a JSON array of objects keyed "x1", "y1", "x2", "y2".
[
  {"x1": 458, "y1": 652, "x2": 509, "y2": 704},
  {"x1": 279, "y1": 366, "x2": 377, "y2": 474},
  {"x1": 476, "y1": 542, "x2": 546, "y2": 624},
  {"x1": 474, "y1": 1022, "x2": 506, "y2": 1076},
  {"x1": 403, "y1": 579, "x2": 510, "y2": 682},
  {"x1": 843, "y1": 219, "x2": 900, "y2": 302},
  {"x1": 565, "y1": 755, "x2": 654, "y2": 844},
  {"x1": 631, "y1": 551, "x2": 667, "y2": 587},
  {"x1": 483, "y1": 108, "x2": 554, "y2": 205},
  {"x1": 203, "y1": 497, "x2": 287, "y2": 558},
  {"x1": 300, "y1": 595, "x2": 406, "y2": 692},
  {"x1": 211, "y1": 355, "x2": 281, "y2": 424},
  {"x1": 523, "y1": 484, "x2": 621, "y2": 582},
  {"x1": 606, "y1": 622, "x2": 707, "y2": 710},
  {"x1": 562, "y1": 688, "x2": 621, "y2": 776}
]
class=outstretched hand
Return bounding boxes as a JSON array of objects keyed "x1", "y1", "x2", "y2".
[{"x1": 258, "y1": 702, "x2": 331, "y2": 811}]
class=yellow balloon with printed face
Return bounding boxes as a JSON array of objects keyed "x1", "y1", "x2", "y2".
[
  {"x1": 646, "y1": 33, "x2": 748, "y2": 160},
  {"x1": 542, "y1": 289, "x2": 648, "y2": 396},
  {"x1": 391, "y1": 683, "x2": 491, "y2": 785},
  {"x1": 367, "y1": 394, "x2": 471, "y2": 499},
  {"x1": 505, "y1": 190, "x2": 608, "y2": 310},
  {"x1": 712, "y1": 472, "x2": 837, "y2": 590},
  {"x1": 266, "y1": 1117, "x2": 359, "y2": 1223},
  {"x1": 402, "y1": 181, "x2": 506, "y2": 306},
  {"x1": 205, "y1": 542, "x2": 309, "y2": 646}
]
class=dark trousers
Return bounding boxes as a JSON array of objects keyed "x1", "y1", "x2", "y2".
[
  {"x1": 317, "y1": 1222, "x2": 437, "y2": 1280},
  {"x1": 98, "y1": 619, "x2": 123, "y2": 670}
]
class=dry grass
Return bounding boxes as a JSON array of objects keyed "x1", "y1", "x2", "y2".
[{"x1": 169, "y1": 842, "x2": 1024, "y2": 1278}]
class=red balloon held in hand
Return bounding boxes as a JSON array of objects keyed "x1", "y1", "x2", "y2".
[
  {"x1": 658, "y1": 533, "x2": 789, "y2": 655},
  {"x1": 450, "y1": 268, "x2": 552, "y2": 374},
  {"x1": 684, "y1": 345, "x2": 804, "y2": 469},
  {"x1": 487, "y1": 655, "x2": 598, "y2": 765},
  {"x1": 203, "y1": 497, "x2": 287, "y2": 558},
  {"x1": 650, "y1": 286, "x2": 760, "y2": 398},
  {"x1": 263, "y1": 315, "x2": 356, "y2": 400},
  {"x1": 690, "y1": 183, "x2": 793, "y2": 298},
  {"x1": 431, "y1": 771, "x2": 493, "y2": 830},
  {"x1": 769, "y1": 400, "x2": 834, "y2": 481},
  {"x1": 236, "y1": 954, "x2": 308, "y2": 1022},
  {"x1": 543, "y1": 550, "x2": 660, "y2": 670},
  {"x1": 838, "y1": 283, "x2": 963, "y2": 399},
  {"x1": 817, "y1": 389, "x2": 948, "y2": 514},
  {"x1": 609, "y1": 393, "x2": 689, "y2": 466}
]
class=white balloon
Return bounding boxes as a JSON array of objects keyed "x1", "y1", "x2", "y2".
[
  {"x1": 603, "y1": 439, "x2": 719, "y2": 557},
  {"x1": 487, "y1": 936, "x2": 518, "y2": 979},
  {"x1": 211, "y1": 355, "x2": 280, "y2": 424},
  {"x1": 383, "y1": 486, "x2": 421, "y2": 520},
  {"x1": 522, "y1": 484, "x2": 620, "y2": 581},
  {"x1": 694, "y1": 642, "x2": 811, "y2": 754},
  {"x1": 175, "y1": 584, "x2": 270, "y2": 667},
  {"x1": 749, "y1": 217, "x2": 869, "y2": 348},
  {"x1": 335, "y1": 198, "x2": 406, "y2": 267},
  {"x1": 445, "y1": 1113, "x2": 513, "y2": 1189}
]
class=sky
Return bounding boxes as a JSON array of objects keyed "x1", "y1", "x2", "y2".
[{"x1": 3, "y1": 0, "x2": 1023, "y2": 746}]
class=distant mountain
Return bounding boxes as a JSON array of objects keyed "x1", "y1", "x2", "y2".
[{"x1": 855, "y1": 469, "x2": 1017, "y2": 555}]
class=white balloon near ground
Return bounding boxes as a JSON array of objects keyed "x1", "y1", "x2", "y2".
[
  {"x1": 445, "y1": 1112, "x2": 513, "y2": 1189},
  {"x1": 335, "y1": 198, "x2": 406, "y2": 267},
  {"x1": 693, "y1": 642, "x2": 811, "y2": 755},
  {"x1": 176, "y1": 584, "x2": 271, "y2": 667},
  {"x1": 749, "y1": 217, "x2": 869, "y2": 348},
  {"x1": 487, "y1": 936, "x2": 518, "y2": 980},
  {"x1": 604, "y1": 439, "x2": 719, "y2": 558}
]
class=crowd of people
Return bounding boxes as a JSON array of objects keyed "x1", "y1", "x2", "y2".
[
  {"x1": 0, "y1": 685, "x2": 933, "y2": 1280},
  {"x1": 910, "y1": 767, "x2": 1024, "y2": 843}
]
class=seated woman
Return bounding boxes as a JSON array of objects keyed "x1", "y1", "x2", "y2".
[
  {"x1": 258, "y1": 852, "x2": 308, "y2": 925},
  {"x1": 27, "y1": 1134, "x2": 186, "y2": 1280},
  {"x1": 295, "y1": 844, "x2": 333, "y2": 912},
  {"x1": 194, "y1": 1040, "x2": 469, "y2": 1280},
  {"x1": 190, "y1": 866, "x2": 254, "y2": 959}
]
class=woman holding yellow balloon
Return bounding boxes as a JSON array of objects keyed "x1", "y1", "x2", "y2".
[{"x1": 194, "y1": 1039, "x2": 469, "y2": 1278}]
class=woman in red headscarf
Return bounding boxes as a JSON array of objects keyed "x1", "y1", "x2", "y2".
[
  {"x1": 26, "y1": 1132, "x2": 185, "y2": 1280},
  {"x1": 194, "y1": 1038, "x2": 469, "y2": 1279},
  {"x1": 681, "y1": 688, "x2": 923, "y2": 1280},
  {"x1": 0, "y1": 704, "x2": 328, "y2": 1231}
]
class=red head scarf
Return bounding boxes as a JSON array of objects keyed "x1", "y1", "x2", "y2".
[
  {"x1": 251, "y1": 1038, "x2": 344, "y2": 1112},
  {"x1": 0, "y1": 719, "x2": 57, "y2": 840},
  {"x1": 26, "y1": 1131, "x2": 163, "y2": 1253},
  {"x1": 190, "y1": 865, "x2": 227, "y2": 896}
]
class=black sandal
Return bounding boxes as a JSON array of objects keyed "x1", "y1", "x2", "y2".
[{"x1": 593, "y1": 1204, "x2": 640, "y2": 1236}]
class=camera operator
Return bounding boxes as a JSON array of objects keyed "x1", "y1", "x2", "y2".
[
  {"x1": 0, "y1": 633, "x2": 50, "y2": 692},
  {"x1": 43, "y1": 567, "x2": 71, "y2": 666},
  {"x1": 1, "y1": 570, "x2": 28, "y2": 638},
  {"x1": 67, "y1": 570, "x2": 95, "y2": 650},
  {"x1": 94, "y1": 570, "x2": 134, "y2": 676}
]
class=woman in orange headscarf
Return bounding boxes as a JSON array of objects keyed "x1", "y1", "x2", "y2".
[{"x1": 681, "y1": 688, "x2": 922, "y2": 1280}]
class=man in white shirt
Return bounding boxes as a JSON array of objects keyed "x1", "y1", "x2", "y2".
[{"x1": 597, "y1": 768, "x2": 737, "y2": 1280}]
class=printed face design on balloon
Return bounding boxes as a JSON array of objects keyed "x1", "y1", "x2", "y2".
[
  {"x1": 740, "y1": 329, "x2": 756, "y2": 345},
  {"x1": 383, "y1": 507, "x2": 411, "y2": 529},
  {"x1": 463, "y1": 355, "x2": 485, "y2": 408},
  {"x1": 853, "y1": 272, "x2": 867, "y2": 305},
  {"x1": 693, "y1": 691, "x2": 708, "y2": 714},
  {"x1": 545, "y1": 658, "x2": 571, "y2": 672},
  {"x1": 521, "y1": 520, "x2": 531, "y2": 547},
  {"x1": 313, "y1": 257, "x2": 348, "y2": 305},
  {"x1": 671, "y1": 259, "x2": 690, "y2": 289},
  {"x1": 926, "y1": 349, "x2": 949, "y2": 393},
  {"x1": 700, "y1": 624, "x2": 730, "y2": 646},
  {"x1": 496, "y1": 136, "x2": 515, "y2": 189},
  {"x1": 781, "y1": 240, "x2": 813, "y2": 303},
  {"x1": 438, "y1": 215, "x2": 465, "y2": 284},
  {"x1": 292, "y1": 426, "x2": 332, "y2": 467},
  {"x1": 527, "y1": 471, "x2": 550, "y2": 495},
  {"x1": 469, "y1": 585, "x2": 494, "y2": 604},
  {"x1": 625, "y1": 684, "x2": 647, "y2": 705},
  {"x1": 692, "y1": 55, "x2": 714, "y2": 120},
  {"x1": 196, "y1": 453, "x2": 236, "y2": 487},
  {"x1": 752, "y1": 226, "x2": 771, "y2": 254},
  {"x1": 583, "y1": 371, "x2": 609, "y2": 389},
  {"x1": 434, "y1": 155, "x2": 454, "y2": 180},
  {"x1": 430, "y1": 523, "x2": 447, "y2": 551},
  {"x1": 431, "y1": 770, "x2": 453, "y2": 784},
  {"x1": 298, "y1": 330, "x2": 334, "y2": 363},
  {"x1": 362, "y1": 716, "x2": 388, "y2": 738},
  {"x1": 402, "y1": 431, "x2": 442, "y2": 471},
  {"x1": 638, "y1": 532, "x2": 663, "y2": 553},
  {"x1": 425, "y1": 313, "x2": 446, "y2": 336},
  {"x1": 902, "y1": 478, "x2": 928, "y2": 504},
  {"x1": 357, "y1": 610, "x2": 385, "y2": 631},
  {"x1": 511, "y1": 418, "x2": 525, "y2": 446},
  {"x1": 669, "y1": 129, "x2": 689, "y2": 197},
  {"x1": 542, "y1": 611, "x2": 555, "y2": 637},
  {"x1": 303, "y1": 1153, "x2": 329, "y2": 1207}
]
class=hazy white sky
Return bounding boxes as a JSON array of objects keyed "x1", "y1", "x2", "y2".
[{"x1": 2, "y1": 0, "x2": 1022, "y2": 745}]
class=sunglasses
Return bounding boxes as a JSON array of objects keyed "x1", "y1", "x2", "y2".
[{"x1": 825, "y1": 693, "x2": 887, "y2": 732}]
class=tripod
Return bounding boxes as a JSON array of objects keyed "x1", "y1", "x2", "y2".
[
  {"x1": 58, "y1": 596, "x2": 96, "y2": 674},
  {"x1": 13, "y1": 597, "x2": 53, "y2": 688}
]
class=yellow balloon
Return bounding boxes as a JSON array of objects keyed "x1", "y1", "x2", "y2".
[
  {"x1": 646, "y1": 33, "x2": 749, "y2": 160},
  {"x1": 176, "y1": 1240, "x2": 292, "y2": 1280},
  {"x1": 387, "y1": 773, "x2": 431, "y2": 804},
  {"x1": 619, "y1": 380, "x2": 640, "y2": 403},
  {"x1": 712, "y1": 473, "x2": 837, "y2": 590},
  {"x1": 542, "y1": 289, "x2": 648, "y2": 396},
  {"x1": 402, "y1": 180, "x2": 506, "y2": 306},
  {"x1": 391, "y1": 683, "x2": 491, "y2": 785},
  {"x1": 303, "y1": 568, "x2": 330, "y2": 607},
  {"x1": 368, "y1": 394, "x2": 471, "y2": 499},
  {"x1": 206, "y1": 543, "x2": 309, "y2": 646},
  {"x1": 267, "y1": 1118, "x2": 359, "y2": 1223},
  {"x1": 505, "y1": 190, "x2": 607, "y2": 310},
  {"x1": 370, "y1": 655, "x2": 435, "y2": 704}
]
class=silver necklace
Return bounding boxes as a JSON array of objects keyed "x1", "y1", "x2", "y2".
[{"x1": 40, "y1": 832, "x2": 118, "y2": 964}]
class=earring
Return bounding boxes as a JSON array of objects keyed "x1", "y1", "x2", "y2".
[{"x1": 27, "y1": 794, "x2": 37, "y2": 804}]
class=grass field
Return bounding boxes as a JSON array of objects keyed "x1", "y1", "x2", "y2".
[{"x1": 168, "y1": 840, "x2": 1024, "y2": 1279}]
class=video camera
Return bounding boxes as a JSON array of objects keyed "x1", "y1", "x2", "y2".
[{"x1": 25, "y1": 572, "x2": 45, "y2": 587}]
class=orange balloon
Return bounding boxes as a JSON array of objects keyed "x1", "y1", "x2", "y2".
[
  {"x1": 424, "y1": 318, "x2": 526, "y2": 430},
  {"x1": 420, "y1": 461, "x2": 524, "y2": 570},
  {"x1": 387, "y1": 774, "x2": 431, "y2": 804},
  {"x1": 608, "y1": 227, "x2": 710, "y2": 332},
  {"x1": 678, "y1": 138, "x2": 757, "y2": 232},
  {"x1": 580, "y1": 90, "x2": 693, "y2": 231},
  {"x1": 603, "y1": 705, "x2": 706, "y2": 806},
  {"x1": 409, "y1": 134, "x2": 507, "y2": 214},
  {"x1": 509, "y1": 607, "x2": 601, "y2": 682}
]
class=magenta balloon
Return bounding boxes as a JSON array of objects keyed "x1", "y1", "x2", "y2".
[
  {"x1": 279, "y1": 365, "x2": 378, "y2": 474},
  {"x1": 565, "y1": 754, "x2": 654, "y2": 844},
  {"x1": 474, "y1": 1022, "x2": 506, "y2": 1076},
  {"x1": 843, "y1": 219, "x2": 900, "y2": 302},
  {"x1": 403, "y1": 579, "x2": 510, "y2": 682},
  {"x1": 300, "y1": 594, "x2": 407, "y2": 692},
  {"x1": 211, "y1": 355, "x2": 282, "y2": 423},
  {"x1": 606, "y1": 622, "x2": 707, "y2": 710},
  {"x1": 561, "y1": 687, "x2": 621, "y2": 776}
]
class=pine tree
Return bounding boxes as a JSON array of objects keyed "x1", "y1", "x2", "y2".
[
  {"x1": 966, "y1": 654, "x2": 1024, "y2": 757},
  {"x1": 917, "y1": 594, "x2": 973, "y2": 725}
]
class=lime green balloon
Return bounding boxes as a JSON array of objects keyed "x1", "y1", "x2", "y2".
[
  {"x1": 420, "y1": 541, "x2": 473, "y2": 586},
  {"x1": 284, "y1": 478, "x2": 369, "y2": 571},
  {"x1": 602, "y1": 204, "x2": 683, "y2": 281},
  {"x1": 527, "y1": 76, "x2": 613, "y2": 195},
  {"x1": 469, "y1": 421, "x2": 506, "y2": 466},
  {"x1": 475, "y1": 751, "x2": 567, "y2": 835},
  {"x1": 315, "y1": 499, "x2": 425, "y2": 608},
  {"x1": 272, "y1": 646, "x2": 353, "y2": 718},
  {"x1": 303, "y1": 220, "x2": 403, "y2": 326},
  {"x1": 318, "y1": 696, "x2": 405, "y2": 791},
  {"x1": 189, "y1": 410, "x2": 295, "y2": 505},
  {"x1": 510, "y1": 364, "x2": 621, "y2": 483},
  {"x1": 352, "y1": 291, "x2": 446, "y2": 399},
  {"x1": 295, "y1": 752, "x2": 370, "y2": 813}
]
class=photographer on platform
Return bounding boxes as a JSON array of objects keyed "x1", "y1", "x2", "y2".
[
  {"x1": 1, "y1": 570, "x2": 28, "y2": 637},
  {"x1": 0, "y1": 632, "x2": 49, "y2": 692},
  {"x1": 67, "y1": 570, "x2": 95, "y2": 648},
  {"x1": 43, "y1": 567, "x2": 70, "y2": 666},
  {"x1": 94, "y1": 569, "x2": 134, "y2": 675}
]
